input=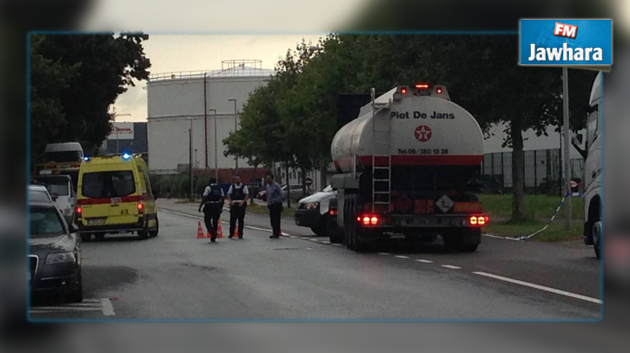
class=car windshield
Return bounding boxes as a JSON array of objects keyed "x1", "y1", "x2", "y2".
[
  {"x1": 42, "y1": 181, "x2": 69, "y2": 196},
  {"x1": 82, "y1": 171, "x2": 136, "y2": 198},
  {"x1": 29, "y1": 189, "x2": 51, "y2": 203},
  {"x1": 30, "y1": 207, "x2": 65, "y2": 238},
  {"x1": 45, "y1": 151, "x2": 82, "y2": 163}
]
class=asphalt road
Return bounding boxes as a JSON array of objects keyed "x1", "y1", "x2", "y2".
[{"x1": 28, "y1": 199, "x2": 601, "y2": 321}]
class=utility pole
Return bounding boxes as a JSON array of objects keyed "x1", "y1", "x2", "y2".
[
  {"x1": 203, "y1": 73, "x2": 209, "y2": 169},
  {"x1": 209, "y1": 107, "x2": 218, "y2": 181},
  {"x1": 562, "y1": 67, "x2": 572, "y2": 229},
  {"x1": 189, "y1": 118, "x2": 194, "y2": 202},
  {"x1": 228, "y1": 97, "x2": 238, "y2": 173}
]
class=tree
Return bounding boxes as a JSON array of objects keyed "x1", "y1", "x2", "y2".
[{"x1": 30, "y1": 33, "x2": 151, "y2": 161}]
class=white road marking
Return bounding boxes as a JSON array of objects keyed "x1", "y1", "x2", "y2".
[
  {"x1": 416, "y1": 259, "x2": 433, "y2": 264},
  {"x1": 101, "y1": 298, "x2": 116, "y2": 316},
  {"x1": 441, "y1": 265, "x2": 462, "y2": 270},
  {"x1": 310, "y1": 239, "x2": 319, "y2": 242},
  {"x1": 378, "y1": 252, "x2": 390, "y2": 256},
  {"x1": 332, "y1": 244, "x2": 341, "y2": 246},
  {"x1": 161, "y1": 209, "x2": 296, "y2": 237},
  {"x1": 322, "y1": 241, "x2": 331, "y2": 244},
  {"x1": 473, "y1": 271, "x2": 602, "y2": 305},
  {"x1": 394, "y1": 255, "x2": 410, "y2": 259}
]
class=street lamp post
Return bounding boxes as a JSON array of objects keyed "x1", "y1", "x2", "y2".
[
  {"x1": 188, "y1": 118, "x2": 194, "y2": 201},
  {"x1": 208, "y1": 107, "x2": 218, "y2": 181},
  {"x1": 228, "y1": 97, "x2": 238, "y2": 173}
]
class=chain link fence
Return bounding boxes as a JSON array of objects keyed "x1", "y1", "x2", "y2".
[{"x1": 481, "y1": 148, "x2": 584, "y2": 195}]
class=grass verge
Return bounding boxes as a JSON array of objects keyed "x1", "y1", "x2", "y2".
[
  {"x1": 245, "y1": 204, "x2": 297, "y2": 219},
  {"x1": 483, "y1": 220, "x2": 583, "y2": 242},
  {"x1": 479, "y1": 194, "x2": 584, "y2": 221}
]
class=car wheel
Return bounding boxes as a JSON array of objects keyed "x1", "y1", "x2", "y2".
[
  {"x1": 80, "y1": 234, "x2": 91, "y2": 242},
  {"x1": 66, "y1": 271, "x2": 83, "y2": 303},
  {"x1": 149, "y1": 216, "x2": 159, "y2": 237}
]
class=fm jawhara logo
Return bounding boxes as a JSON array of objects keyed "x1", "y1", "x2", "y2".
[{"x1": 519, "y1": 19, "x2": 612, "y2": 71}]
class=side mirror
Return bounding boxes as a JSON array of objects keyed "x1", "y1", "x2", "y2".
[
  {"x1": 51, "y1": 195, "x2": 58, "y2": 201},
  {"x1": 70, "y1": 223, "x2": 79, "y2": 233}
]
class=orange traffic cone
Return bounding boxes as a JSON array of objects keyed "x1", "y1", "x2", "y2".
[
  {"x1": 216, "y1": 221, "x2": 224, "y2": 239},
  {"x1": 233, "y1": 225, "x2": 239, "y2": 238},
  {"x1": 196, "y1": 221, "x2": 205, "y2": 239}
]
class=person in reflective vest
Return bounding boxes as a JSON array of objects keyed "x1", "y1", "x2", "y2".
[
  {"x1": 198, "y1": 177, "x2": 225, "y2": 242},
  {"x1": 227, "y1": 175, "x2": 249, "y2": 239}
]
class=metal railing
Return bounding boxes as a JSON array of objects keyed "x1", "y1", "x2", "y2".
[{"x1": 149, "y1": 67, "x2": 274, "y2": 82}]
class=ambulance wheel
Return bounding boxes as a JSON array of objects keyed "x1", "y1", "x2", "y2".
[
  {"x1": 80, "y1": 234, "x2": 91, "y2": 242},
  {"x1": 149, "y1": 217, "x2": 159, "y2": 237},
  {"x1": 94, "y1": 233, "x2": 105, "y2": 241}
]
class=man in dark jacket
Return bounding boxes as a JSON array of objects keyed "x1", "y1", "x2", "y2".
[
  {"x1": 198, "y1": 177, "x2": 225, "y2": 242},
  {"x1": 227, "y1": 175, "x2": 249, "y2": 239}
]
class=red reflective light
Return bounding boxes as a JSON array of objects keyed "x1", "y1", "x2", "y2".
[
  {"x1": 400, "y1": 87, "x2": 408, "y2": 94},
  {"x1": 357, "y1": 217, "x2": 361, "y2": 222},
  {"x1": 329, "y1": 209, "x2": 336, "y2": 216},
  {"x1": 415, "y1": 83, "x2": 430, "y2": 90},
  {"x1": 436, "y1": 87, "x2": 443, "y2": 94}
]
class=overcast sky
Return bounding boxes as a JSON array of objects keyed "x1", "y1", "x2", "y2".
[{"x1": 113, "y1": 35, "x2": 324, "y2": 122}]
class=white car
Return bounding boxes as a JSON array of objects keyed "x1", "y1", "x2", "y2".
[{"x1": 31, "y1": 175, "x2": 76, "y2": 223}]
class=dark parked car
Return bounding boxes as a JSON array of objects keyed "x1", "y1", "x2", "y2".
[
  {"x1": 29, "y1": 201, "x2": 83, "y2": 303},
  {"x1": 294, "y1": 185, "x2": 343, "y2": 243}
]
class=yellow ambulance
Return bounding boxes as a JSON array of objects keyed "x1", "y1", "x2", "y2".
[{"x1": 76, "y1": 153, "x2": 159, "y2": 241}]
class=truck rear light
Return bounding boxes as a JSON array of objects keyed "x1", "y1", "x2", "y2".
[
  {"x1": 137, "y1": 202, "x2": 144, "y2": 213},
  {"x1": 436, "y1": 87, "x2": 443, "y2": 94},
  {"x1": 415, "y1": 82, "x2": 430, "y2": 90},
  {"x1": 358, "y1": 214, "x2": 381, "y2": 226},
  {"x1": 400, "y1": 87, "x2": 408, "y2": 94},
  {"x1": 329, "y1": 209, "x2": 336, "y2": 216},
  {"x1": 469, "y1": 215, "x2": 489, "y2": 227},
  {"x1": 76, "y1": 206, "x2": 83, "y2": 218}
]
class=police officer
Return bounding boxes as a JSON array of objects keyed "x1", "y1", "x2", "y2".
[
  {"x1": 227, "y1": 175, "x2": 249, "y2": 239},
  {"x1": 198, "y1": 177, "x2": 225, "y2": 242}
]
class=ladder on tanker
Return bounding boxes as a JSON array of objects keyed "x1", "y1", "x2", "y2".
[{"x1": 371, "y1": 88, "x2": 392, "y2": 213}]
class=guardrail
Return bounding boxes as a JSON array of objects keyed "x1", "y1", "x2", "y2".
[{"x1": 149, "y1": 68, "x2": 274, "y2": 82}]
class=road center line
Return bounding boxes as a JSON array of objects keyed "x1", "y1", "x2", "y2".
[
  {"x1": 416, "y1": 259, "x2": 433, "y2": 263},
  {"x1": 473, "y1": 271, "x2": 602, "y2": 305},
  {"x1": 394, "y1": 255, "x2": 410, "y2": 259},
  {"x1": 441, "y1": 265, "x2": 461, "y2": 270},
  {"x1": 101, "y1": 298, "x2": 116, "y2": 316}
]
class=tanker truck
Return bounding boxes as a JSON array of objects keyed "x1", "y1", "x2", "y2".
[{"x1": 330, "y1": 83, "x2": 488, "y2": 252}]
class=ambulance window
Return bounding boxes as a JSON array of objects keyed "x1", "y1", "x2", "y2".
[
  {"x1": 586, "y1": 104, "x2": 599, "y2": 148},
  {"x1": 82, "y1": 171, "x2": 136, "y2": 198}
]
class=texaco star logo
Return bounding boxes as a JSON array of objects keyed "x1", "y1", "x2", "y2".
[{"x1": 414, "y1": 125, "x2": 432, "y2": 142}]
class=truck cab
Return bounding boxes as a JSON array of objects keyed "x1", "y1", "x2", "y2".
[{"x1": 583, "y1": 73, "x2": 603, "y2": 259}]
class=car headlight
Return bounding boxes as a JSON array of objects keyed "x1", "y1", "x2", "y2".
[
  {"x1": 306, "y1": 202, "x2": 319, "y2": 210},
  {"x1": 46, "y1": 252, "x2": 76, "y2": 265}
]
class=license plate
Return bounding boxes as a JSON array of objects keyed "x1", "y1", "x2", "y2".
[{"x1": 88, "y1": 218, "x2": 106, "y2": 226}]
